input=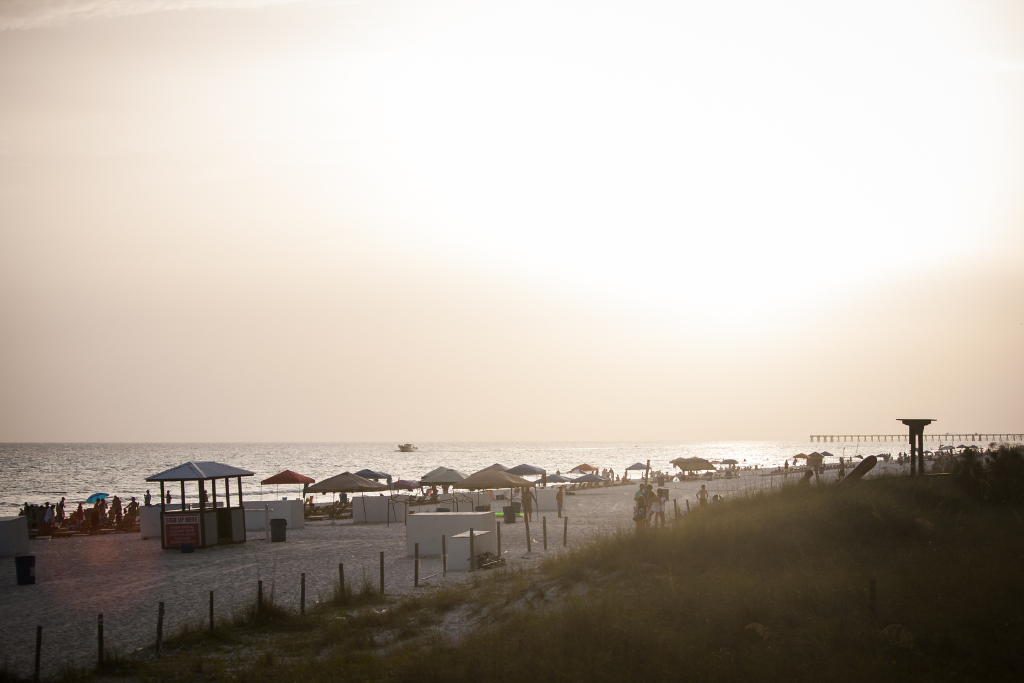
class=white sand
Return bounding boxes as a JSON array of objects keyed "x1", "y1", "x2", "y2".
[{"x1": 0, "y1": 463, "x2": 898, "y2": 677}]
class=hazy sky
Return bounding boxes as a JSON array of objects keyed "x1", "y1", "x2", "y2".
[{"x1": 1, "y1": 0, "x2": 1022, "y2": 442}]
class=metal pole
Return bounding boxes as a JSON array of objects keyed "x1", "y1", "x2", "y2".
[
  {"x1": 469, "y1": 528, "x2": 475, "y2": 571},
  {"x1": 542, "y1": 517, "x2": 547, "y2": 550},
  {"x1": 379, "y1": 551, "x2": 385, "y2": 595},
  {"x1": 300, "y1": 573, "x2": 306, "y2": 616},
  {"x1": 414, "y1": 543, "x2": 420, "y2": 587},
  {"x1": 97, "y1": 614, "x2": 104, "y2": 667}
]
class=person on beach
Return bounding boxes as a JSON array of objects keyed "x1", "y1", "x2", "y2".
[
  {"x1": 556, "y1": 487, "x2": 564, "y2": 518},
  {"x1": 657, "y1": 489, "x2": 668, "y2": 527},
  {"x1": 633, "y1": 488, "x2": 648, "y2": 530},
  {"x1": 522, "y1": 487, "x2": 535, "y2": 521},
  {"x1": 645, "y1": 485, "x2": 659, "y2": 527},
  {"x1": 696, "y1": 485, "x2": 709, "y2": 507},
  {"x1": 165, "y1": 490, "x2": 173, "y2": 506},
  {"x1": 144, "y1": 490, "x2": 152, "y2": 506},
  {"x1": 56, "y1": 497, "x2": 65, "y2": 523},
  {"x1": 837, "y1": 457, "x2": 846, "y2": 481},
  {"x1": 634, "y1": 483, "x2": 646, "y2": 502}
]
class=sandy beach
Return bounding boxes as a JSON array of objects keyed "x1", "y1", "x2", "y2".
[{"x1": 0, "y1": 464, "x2": 896, "y2": 677}]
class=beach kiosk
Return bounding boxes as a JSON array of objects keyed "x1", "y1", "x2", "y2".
[{"x1": 145, "y1": 461, "x2": 254, "y2": 550}]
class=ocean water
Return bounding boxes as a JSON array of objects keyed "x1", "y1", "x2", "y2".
[{"x1": 0, "y1": 441, "x2": 898, "y2": 514}]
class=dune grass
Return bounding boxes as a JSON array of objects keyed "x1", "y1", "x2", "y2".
[{"x1": 43, "y1": 475, "x2": 1024, "y2": 682}]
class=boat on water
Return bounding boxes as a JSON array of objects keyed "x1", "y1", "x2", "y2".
[{"x1": 397, "y1": 444, "x2": 418, "y2": 452}]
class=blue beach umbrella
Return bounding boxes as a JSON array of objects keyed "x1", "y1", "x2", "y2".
[{"x1": 86, "y1": 493, "x2": 109, "y2": 504}]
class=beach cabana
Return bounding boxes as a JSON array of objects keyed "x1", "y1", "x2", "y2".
[
  {"x1": 505, "y1": 464, "x2": 546, "y2": 476},
  {"x1": 145, "y1": 461, "x2": 254, "y2": 550},
  {"x1": 670, "y1": 457, "x2": 716, "y2": 472},
  {"x1": 260, "y1": 470, "x2": 315, "y2": 499},
  {"x1": 306, "y1": 472, "x2": 390, "y2": 523},
  {"x1": 456, "y1": 469, "x2": 536, "y2": 490},
  {"x1": 419, "y1": 467, "x2": 467, "y2": 487},
  {"x1": 625, "y1": 462, "x2": 647, "y2": 471}
]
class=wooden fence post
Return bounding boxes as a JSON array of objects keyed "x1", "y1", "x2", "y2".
[
  {"x1": 156, "y1": 603, "x2": 164, "y2": 658},
  {"x1": 339, "y1": 563, "x2": 345, "y2": 597},
  {"x1": 34, "y1": 626, "x2": 41, "y2": 683},
  {"x1": 870, "y1": 579, "x2": 877, "y2": 621},
  {"x1": 300, "y1": 573, "x2": 306, "y2": 616},
  {"x1": 414, "y1": 543, "x2": 420, "y2": 587},
  {"x1": 379, "y1": 551, "x2": 385, "y2": 595},
  {"x1": 563, "y1": 517, "x2": 568, "y2": 547},
  {"x1": 525, "y1": 515, "x2": 532, "y2": 552},
  {"x1": 97, "y1": 614, "x2": 104, "y2": 667},
  {"x1": 209, "y1": 591, "x2": 214, "y2": 633},
  {"x1": 497, "y1": 522, "x2": 502, "y2": 557},
  {"x1": 469, "y1": 528, "x2": 476, "y2": 571},
  {"x1": 542, "y1": 517, "x2": 547, "y2": 550},
  {"x1": 442, "y1": 535, "x2": 447, "y2": 576}
]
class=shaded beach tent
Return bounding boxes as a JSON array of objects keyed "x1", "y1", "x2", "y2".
[
  {"x1": 625, "y1": 462, "x2": 648, "y2": 471},
  {"x1": 419, "y1": 467, "x2": 467, "y2": 486},
  {"x1": 570, "y1": 464, "x2": 598, "y2": 473},
  {"x1": 454, "y1": 469, "x2": 536, "y2": 490},
  {"x1": 821, "y1": 451, "x2": 835, "y2": 457},
  {"x1": 306, "y1": 472, "x2": 390, "y2": 522},
  {"x1": 85, "y1": 493, "x2": 109, "y2": 504},
  {"x1": 546, "y1": 474, "x2": 573, "y2": 483},
  {"x1": 479, "y1": 463, "x2": 508, "y2": 472},
  {"x1": 505, "y1": 464, "x2": 546, "y2": 476},
  {"x1": 355, "y1": 469, "x2": 390, "y2": 481},
  {"x1": 792, "y1": 453, "x2": 808, "y2": 460},
  {"x1": 260, "y1": 469, "x2": 316, "y2": 500},
  {"x1": 573, "y1": 473, "x2": 609, "y2": 484},
  {"x1": 670, "y1": 457, "x2": 716, "y2": 472}
]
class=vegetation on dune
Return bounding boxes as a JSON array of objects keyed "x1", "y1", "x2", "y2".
[{"x1": 10, "y1": 468, "x2": 1024, "y2": 682}]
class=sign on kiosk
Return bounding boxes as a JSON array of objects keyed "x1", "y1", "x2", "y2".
[{"x1": 164, "y1": 513, "x2": 200, "y2": 546}]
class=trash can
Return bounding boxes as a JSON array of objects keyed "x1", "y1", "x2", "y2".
[
  {"x1": 435, "y1": 507, "x2": 451, "y2": 513},
  {"x1": 474, "y1": 505, "x2": 491, "y2": 512},
  {"x1": 15, "y1": 555, "x2": 35, "y2": 585},
  {"x1": 512, "y1": 501, "x2": 522, "y2": 514},
  {"x1": 502, "y1": 506, "x2": 516, "y2": 524},
  {"x1": 181, "y1": 544, "x2": 195, "y2": 553},
  {"x1": 270, "y1": 518, "x2": 287, "y2": 542}
]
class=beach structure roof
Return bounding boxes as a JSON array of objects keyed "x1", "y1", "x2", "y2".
[
  {"x1": 570, "y1": 463, "x2": 598, "y2": 473},
  {"x1": 260, "y1": 470, "x2": 315, "y2": 486},
  {"x1": 574, "y1": 473, "x2": 609, "y2": 483},
  {"x1": 455, "y1": 469, "x2": 536, "y2": 490},
  {"x1": 546, "y1": 474, "x2": 573, "y2": 483},
  {"x1": 821, "y1": 451, "x2": 835, "y2": 457},
  {"x1": 505, "y1": 464, "x2": 546, "y2": 476},
  {"x1": 355, "y1": 469, "x2": 390, "y2": 481},
  {"x1": 479, "y1": 463, "x2": 508, "y2": 472},
  {"x1": 146, "y1": 461, "x2": 255, "y2": 482},
  {"x1": 625, "y1": 462, "x2": 648, "y2": 471},
  {"x1": 419, "y1": 468, "x2": 467, "y2": 485},
  {"x1": 670, "y1": 457, "x2": 716, "y2": 471},
  {"x1": 306, "y1": 472, "x2": 388, "y2": 494}
]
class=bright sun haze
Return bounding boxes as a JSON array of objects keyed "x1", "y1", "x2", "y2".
[{"x1": 1, "y1": 0, "x2": 1022, "y2": 441}]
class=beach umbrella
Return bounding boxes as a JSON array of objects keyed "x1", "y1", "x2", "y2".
[
  {"x1": 573, "y1": 473, "x2": 609, "y2": 483},
  {"x1": 570, "y1": 463, "x2": 598, "y2": 473},
  {"x1": 546, "y1": 474, "x2": 573, "y2": 483},
  {"x1": 505, "y1": 463, "x2": 546, "y2": 476},
  {"x1": 86, "y1": 493, "x2": 109, "y2": 504},
  {"x1": 821, "y1": 451, "x2": 834, "y2": 457},
  {"x1": 721, "y1": 459, "x2": 738, "y2": 465},
  {"x1": 670, "y1": 457, "x2": 716, "y2": 471},
  {"x1": 390, "y1": 479, "x2": 418, "y2": 491},
  {"x1": 625, "y1": 462, "x2": 648, "y2": 471},
  {"x1": 479, "y1": 463, "x2": 508, "y2": 472}
]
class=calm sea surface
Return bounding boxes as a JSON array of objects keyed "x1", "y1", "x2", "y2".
[{"x1": 0, "y1": 441, "x2": 898, "y2": 514}]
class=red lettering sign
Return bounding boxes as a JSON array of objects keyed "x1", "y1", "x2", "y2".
[{"x1": 164, "y1": 514, "x2": 200, "y2": 546}]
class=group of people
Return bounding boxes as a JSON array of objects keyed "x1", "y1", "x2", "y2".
[
  {"x1": 632, "y1": 483, "x2": 669, "y2": 528},
  {"x1": 18, "y1": 494, "x2": 140, "y2": 533}
]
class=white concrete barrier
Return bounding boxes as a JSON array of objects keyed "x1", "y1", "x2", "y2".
[
  {"x1": 352, "y1": 495, "x2": 408, "y2": 524},
  {"x1": 243, "y1": 499, "x2": 304, "y2": 531},
  {"x1": 405, "y1": 511, "x2": 496, "y2": 557},
  {"x1": 0, "y1": 516, "x2": 30, "y2": 556},
  {"x1": 448, "y1": 530, "x2": 497, "y2": 571}
]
